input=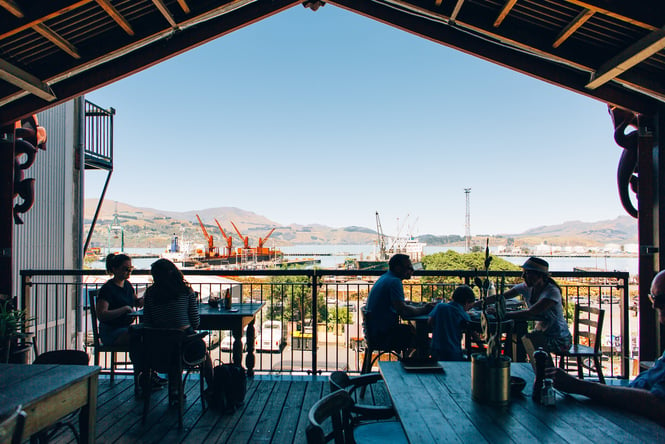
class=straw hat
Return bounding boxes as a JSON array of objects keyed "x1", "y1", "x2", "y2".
[{"x1": 521, "y1": 257, "x2": 549, "y2": 274}]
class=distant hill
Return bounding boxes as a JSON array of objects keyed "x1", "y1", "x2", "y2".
[{"x1": 84, "y1": 199, "x2": 637, "y2": 248}]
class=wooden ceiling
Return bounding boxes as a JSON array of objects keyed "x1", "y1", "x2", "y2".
[{"x1": 1, "y1": 0, "x2": 664, "y2": 125}]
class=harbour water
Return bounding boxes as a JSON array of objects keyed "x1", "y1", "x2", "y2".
[{"x1": 93, "y1": 244, "x2": 639, "y2": 276}]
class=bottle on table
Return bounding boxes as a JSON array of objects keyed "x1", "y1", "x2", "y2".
[
  {"x1": 224, "y1": 288, "x2": 232, "y2": 310},
  {"x1": 541, "y1": 378, "x2": 556, "y2": 406},
  {"x1": 532, "y1": 347, "x2": 548, "y2": 403}
]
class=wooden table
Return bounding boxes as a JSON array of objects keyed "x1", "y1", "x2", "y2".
[
  {"x1": 0, "y1": 363, "x2": 100, "y2": 444},
  {"x1": 379, "y1": 361, "x2": 664, "y2": 443},
  {"x1": 198, "y1": 302, "x2": 264, "y2": 377}
]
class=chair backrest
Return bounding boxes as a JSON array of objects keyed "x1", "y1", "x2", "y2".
[
  {"x1": 88, "y1": 290, "x2": 101, "y2": 348},
  {"x1": 138, "y1": 327, "x2": 186, "y2": 374},
  {"x1": 0, "y1": 405, "x2": 26, "y2": 444},
  {"x1": 306, "y1": 390, "x2": 354, "y2": 444},
  {"x1": 573, "y1": 305, "x2": 605, "y2": 353},
  {"x1": 33, "y1": 350, "x2": 89, "y2": 365}
]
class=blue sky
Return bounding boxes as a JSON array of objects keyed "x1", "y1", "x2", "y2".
[{"x1": 85, "y1": 5, "x2": 625, "y2": 237}]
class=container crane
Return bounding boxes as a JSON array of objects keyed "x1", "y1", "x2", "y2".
[
  {"x1": 231, "y1": 221, "x2": 250, "y2": 249},
  {"x1": 195, "y1": 214, "x2": 218, "y2": 257},
  {"x1": 375, "y1": 211, "x2": 387, "y2": 260},
  {"x1": 214, "y1": 218, "x2": 233, "y2": 255},
  {"x1": 257, "y1": 228, "x2": 276, "y2": 255}
]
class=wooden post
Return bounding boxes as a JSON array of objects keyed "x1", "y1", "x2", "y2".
[{"x1": 0, "y1": 125, "x2": 13, "y2": 299}]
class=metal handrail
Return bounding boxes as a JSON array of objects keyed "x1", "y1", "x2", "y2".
[{"x1": 20, "y1": 268, "x2": 632, "y2": 378}]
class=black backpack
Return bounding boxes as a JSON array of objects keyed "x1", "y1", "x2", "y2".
[{"x1": 210, "y1": 363, "x2": 247, "y2": 412}]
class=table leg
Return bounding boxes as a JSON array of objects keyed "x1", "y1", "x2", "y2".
[
  {"x1": 232, "y1": 327, "x2": 243, "y2": 367},
  {"x1": 245, "y1": 319, "x2": 256, "y2": 377},
  {"x1": 79, "y1": 374, "x2": 98, "y2": 444}
]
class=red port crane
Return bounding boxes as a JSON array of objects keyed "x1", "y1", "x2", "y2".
[
  {"x1": 258, "y1": 228, "x2": 276, "y2": 250},
  {"x1": 214, "y1": 218, "x2": 233, "y2": 255},
  {"x1": 231, "y1": 221, "x2": 250, "y2": 249},
  {"x1": 195, "y1": 214, "x2": 217, "y2": 257}
]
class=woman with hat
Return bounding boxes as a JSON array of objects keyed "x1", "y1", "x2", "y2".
[{"x1": 502, "y1": 257, "x2": 572, "y2": 358}]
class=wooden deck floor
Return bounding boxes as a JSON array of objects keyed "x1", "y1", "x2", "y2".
[{"x1": 51, "y1": 374, "x2": 391, "y2": 444}]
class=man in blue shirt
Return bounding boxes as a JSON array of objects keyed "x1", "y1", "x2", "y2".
[
  {"x1": 429, "y1": 285, "x2": 476, "y2": 361},
  {"x1": 365, "y1": 254, "x2": 435, "y2": 356},
  {"x1": 547, "y1": 269, "x2": 665, "y2": 426}
]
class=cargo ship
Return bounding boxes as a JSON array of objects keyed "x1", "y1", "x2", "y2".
[{"x1": 161, "y1": 215, "x2": 283, "y2": 268}]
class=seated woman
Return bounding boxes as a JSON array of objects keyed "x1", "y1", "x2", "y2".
[
  {"x1": 97, "y1": 253, "x2": 141, "y2": 347},
  {"x1": 501, "y1": 257, "x2": 572, "y2": 363},
  {"x1": 143, "y1": 258, "x2": 213, "y2": 404}
]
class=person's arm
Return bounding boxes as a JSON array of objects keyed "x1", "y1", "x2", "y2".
[
  {"x1": 96, "y1": 298, "x2": 132, "y2": 322},
  {"x1": 504, "y1": 298, "x2": 555, "y2": 320},
  {"x1": 474, "y1": 287, "x2": 519, "y2": 307},
  {"x1": 392, "y1": 298, "x2": 436, "y2": 317},
  {"x1": 546, "y1": 367, "x2": 665, "y2": 426}
]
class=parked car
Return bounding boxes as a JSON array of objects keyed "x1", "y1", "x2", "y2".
[{"x1": 256, "y1": 320, "x2": 288, "y2": 352}]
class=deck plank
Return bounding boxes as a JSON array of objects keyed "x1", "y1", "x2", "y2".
[{"x1": 271, "y1": 381, "x2": 307, "y2": 444}]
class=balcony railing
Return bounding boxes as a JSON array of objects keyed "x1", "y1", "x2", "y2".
[{"x1": 19, "y1": 268, "x2": 633, "y2": 378}]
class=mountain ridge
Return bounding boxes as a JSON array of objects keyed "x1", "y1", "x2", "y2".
[{"x1": 84, "y1": 199, "x2": 637, "y2": 248}]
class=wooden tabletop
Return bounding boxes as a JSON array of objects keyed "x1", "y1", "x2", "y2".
[{"x1": 379, "y1": 361, "x2": 664, "y2": 443}]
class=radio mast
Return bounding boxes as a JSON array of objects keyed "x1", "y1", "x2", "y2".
[{"x1": 464, "y1": 188, "x2": 471, "y2": 252}]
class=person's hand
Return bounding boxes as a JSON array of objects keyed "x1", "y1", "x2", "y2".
[{"x1": 123, "y1": 305, "x2": 134, "y2": 315}]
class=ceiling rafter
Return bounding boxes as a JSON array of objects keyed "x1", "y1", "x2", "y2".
[
  {"x1": 0, "y1": 0, "x2": 81, "y2": 59},
  {"x1": 95, "y1": 0, "x2": 135, "y2": 36},
  {"x1": 493, "y1": 0, "x2": 517, "y2": 28},
  {"x1": 33, "y1": 24, "x2": 81, "y2": 59},
  {"x1": 177, "y1": 0, "x2": 191, "y2": 14},
  {"x1": 329, "y1": 0, "x2": 661, "y2": 113},
  {"x1": 0, "y1": 0, "x2": 22, "y2": 17},
  {"x1": 449, "y1": 0, "x2": 464, "y2": 22},
  {"x1": 0, "y1": 0, "x2": 299, "y2": 126},
  {"x1": 0, "y1": 58, "x2": 55, "y2": 101},
  {"x1": 0, "y1": 0, "x2": 93, "y2": 40},
  {"x1": 587, "y1": 26, "x2": 665, "y2": 90},
  {"x1": 553, "y1": 8, "x2": 593, "y2": 48},
  {"x1": 151, "y1": 0, "x2": 177, "y2": 27},
  {"x1": 563, "y1": 0, "x2": 658, "y2": 31}
]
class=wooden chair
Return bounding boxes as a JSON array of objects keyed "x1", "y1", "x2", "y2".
[
  {"x1": 88, "y1": 289, "x2": 132, "y2": 383},
  {"x1": 329, "y1": 371, "x2": 396, "y2": 423},
  {"x1": 32, "y1": 350, "x2": 90, "y2": 443},
  {"x1": 135, "y1": 327, "x2": 208, "y2": 428},
  {"x1": 555, "y1": 305, "x2": 606, "y2": 384},
  {"x1": 359, "y1": 306, "x2": 403, "y2": 375},
  {"x1": 306, "y1": 390, "x2": 407, "y2": 444},
  {"x1": 0, "y1": 405, "x2": 26, "y2": 444}
]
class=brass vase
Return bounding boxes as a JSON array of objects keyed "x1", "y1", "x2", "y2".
[{"x1": 471, "y1": 353, "x2": 511, "y2": 406}]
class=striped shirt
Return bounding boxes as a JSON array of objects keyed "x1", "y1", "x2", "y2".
[{"x1": 143, "y1": 289, "x2": 199, "y2": 330}]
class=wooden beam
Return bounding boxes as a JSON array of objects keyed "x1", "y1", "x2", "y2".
[
  {"x1": 327, "y1": 0, "x2": 661, "y2": 113},
  {"x1": 151, "y1": 0, "x2": 177, "y2": 27},
  {"x1": 0, "y1": 58, "x2": 56, "y2": 101},
  {"x1": 450, "y1": 0, "x2": 464, "y2": 22},
  {"x1": 0, "y1": 0, "x2": 300, "y2": 126},
  {"x1": 33, "y1": 23, "x2": 81, "y2": 59},
  {"x1": 493, "y1": 0, "x2": 517, "y2": 28},
  {"x1": 553, "y1": 9, "x2": 593, "y2": 48},
  {"x1": 177, "y1": 0, "x2": 191, "y2": 14},
  {"x1": 95, "y1": 0, "x2": 134, "y2": 36},
  {"x1": 564, "y1": 0, "x2": 658, "y2": 32},
  {"x1": 587, "y1": 26, "x2": 665, "y2": 89},
  {"x1": 0, "y1": 0, "x2": 92, "y2": 41},
  {"x1": 0, "y1": 0, "x2": 22, "y2": 17}
]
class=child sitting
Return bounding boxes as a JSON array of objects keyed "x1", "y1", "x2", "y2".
[{"x1": 428, "y1": 285, "x2": 476, "y2": 361}]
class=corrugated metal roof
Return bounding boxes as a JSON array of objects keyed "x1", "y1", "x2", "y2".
[{"x1": 0, "y1": 0, "x2": 663, "y2": 124}]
